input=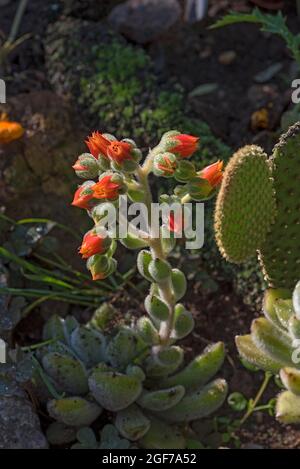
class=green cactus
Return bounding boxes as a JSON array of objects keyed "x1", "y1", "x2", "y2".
[
  {"x1": 214, "y1": 122, "x2": 300, "y2": 290},
  {"x1": 236, "y1": 282, "x2": 300, "y2": 424},
  {"x1": 31, "y1": 303, "x2": 227, "y2": 448}
]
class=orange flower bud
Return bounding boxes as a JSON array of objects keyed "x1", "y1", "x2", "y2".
[
  {"x1": 87, "y1": 254, "x2": 117, "y2": 281},
  {"x1": 199, "y1": 160, "x2": 223, "y2": 188},
  {"x1": 72, "y1": 153, "x2": 99, "y2": 179},
  {"x1": 153, "y1": 152, "x2": 178, "y2": 178},
  {"x1": 170, "y1": 134, "x2": 199, "y2": 158},
  {"x1": 79, "y1": 230, "x2": 110, "y2": 259},
  {"x1": 107, "y1": 141, "x2": 133, "y2": 164},
  {"x1": 0, "y1": 121, "x2": 24, "y2": 144},
  {"x1": 85, "y1": 131, "x2": 111, "y2": 159},
  {"x1": 92, "y1": 174, "x2": 123, "y2": 200},
  {"x1": 71, "y1": 184, "x2": 94, "y2": 209}
]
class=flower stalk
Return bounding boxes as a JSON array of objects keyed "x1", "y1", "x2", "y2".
[{"x1": 71, "y1": 129, "x2": 224, "y2": 351}]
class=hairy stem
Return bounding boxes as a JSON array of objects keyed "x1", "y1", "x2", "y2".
[{"x1": 136, "y1": 160, "x2": 176, "y2": 346}]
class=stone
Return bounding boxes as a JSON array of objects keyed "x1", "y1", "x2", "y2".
[
  {"x1": 0, "y1": 366, "x2": 48, "y2": 449},
  {"x1": 218, "y1": 51, "x2": 236, "y2": 66},
  {"x1": 108, "y1": 0, "x2": 182, "y2": 44},
  {"x1": 0, "y1": 396, "x2": 48, "y2": 448}
]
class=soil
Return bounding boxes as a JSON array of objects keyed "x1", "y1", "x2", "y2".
[{"x1": 1, "y1": 0, "x2": 300, "y2": 449}]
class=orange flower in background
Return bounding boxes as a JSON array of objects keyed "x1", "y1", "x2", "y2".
[
  {"x1": 170, "y1": 134, "x2": 199, "y2": 158},
  {"x1": 79, "y1": 231, "x2": 108, "y2": 259},
  {"x1": 107, "y1": 141, "x2": 132, "y2": 164},
  {"x1": 71, "y1": 185, "x2": 93, "y2": 209},
  {"x1": 0, "y1": 120, "x2": 24, "y2": 144},
  {"x1": 200, "y1": 160, "x2": 223, "y2": 188},
  {"x1": 92, "y1": 175, "x2": 121, "y2": 200},
  {"x1": 85, "y1": 131, "x2": 110, "y2": 158}
]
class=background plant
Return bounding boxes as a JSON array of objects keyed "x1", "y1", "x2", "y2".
[{"x1": 212, "y1": 8, "x2": 300, "y2": 70}]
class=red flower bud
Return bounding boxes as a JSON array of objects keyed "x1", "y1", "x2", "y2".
[
  {"x1": 199, "y1": 160, "x2": 223, "y2": 188},
  {"x1": 92, "y1": 174, "x2": 123, "y2": 200},
  {"x1": 79, "y1": 230, "x2": 110, "y2": 259},
  {"x1": 85, "y1": 131, "x2": 111, "y2": 159},
  {"x1": 72, "y1": 153, "x2": 99, "y2": 179},
  {"x1": 107, "y1": 141, "x2": 133, "y2": 164},
  {"x1": 154, "y1": 152, "x2": 178, "y2": 178},
  {"x1": 71, "y1": 184, "x2": 94, "y2": 209},
  {"x1": 72, "y1": 162, "x2": 86, "y2": 171},
  {"x1": 170, "y1": 134, "x2": 199, "y2": 158}
]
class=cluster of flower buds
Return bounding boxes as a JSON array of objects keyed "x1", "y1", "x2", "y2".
[
  {"x1": 153, "y1": 131, "x2": 223, "y2": 200},
  {"x1": 84, "y1": 132, "x2": 142, "y2": 173},
  {"x1": 71, "y1": 129, "x2": 224, "y2": 282},
  {"x1": 71, "y1": 131, "x2": 140, "y2": 279}
]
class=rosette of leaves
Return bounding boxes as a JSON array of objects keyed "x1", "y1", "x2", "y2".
[{"x1": 33, "y1": 300, "x2": 226, "y2": 449}]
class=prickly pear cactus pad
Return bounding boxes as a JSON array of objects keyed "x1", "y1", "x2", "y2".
[
  {"x1": 28, "y1": 128, "x2": 228, "y2": 449},
  {"x1": 214, "y1": 122, "x2": 300, "y2": 290},
  {"x1": 236, "y1": 282, "x2": 300, "y2": 424},
  {"x1": 214, "y1": 145, "x2": 276, "y2": 264},
  {"x1": 259, "y1": 123, "x2": 300, "y2": 289}
]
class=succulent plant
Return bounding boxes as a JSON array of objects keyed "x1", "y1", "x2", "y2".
[
  {"x1": 33, "y1": 305, "x2": 227, "y2": 448},
  {"x1": 29, "y1": 128, "x2": 228, "y2": 448},
  {"x1": 214, "y1": 122, "x2": 300, "y2": 290},
  {"x1": 236, "y1": 282, "x2": 300, "y2": 424}
]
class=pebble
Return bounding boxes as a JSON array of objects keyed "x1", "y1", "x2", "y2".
[{"x1": 218, "y1": 50, "x2": 237, "y2": 65}]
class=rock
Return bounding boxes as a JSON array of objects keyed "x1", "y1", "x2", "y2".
[
  {"x1": 108, "y1": 0, "x2": 182, "y2": 44},
  {"x1": 0, "y1": 366, "x2": 48, "y2": 449},
  {"x1": 0, "y1": 396, "x2": 48, "y2": 448},
  {"x1": 0, "y1": 90, "x2": 89, "y2": 229},
  {"x1": 218, "y1": 50, "x2": 236, "y2": 66}
]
